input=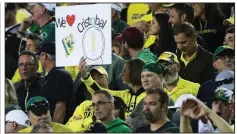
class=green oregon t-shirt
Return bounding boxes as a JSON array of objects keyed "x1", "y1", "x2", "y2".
[
  {"x1": 39, "y1": 21, "x2": 55, "y2": 44},
  {"x1": 29, "y1": 20, "x2": 55, "y2": 45}
]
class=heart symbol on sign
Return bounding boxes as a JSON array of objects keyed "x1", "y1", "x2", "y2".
[{"x1": 66, "y1": 15, "x2": 75, "y2": 26}]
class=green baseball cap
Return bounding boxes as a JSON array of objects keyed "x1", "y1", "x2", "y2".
[
  {"x1": 142, "y1": 62, "x2": 168, "y2": 75},
  {"x1": 213, "y1": 46, "x2": 234, "y2": 60},
  {"x1": 214, "y1": 87, "x2": 233, "y2": 103},
  {"x1": 26, "y1": 96, "x2": 48, "y2": 110}
]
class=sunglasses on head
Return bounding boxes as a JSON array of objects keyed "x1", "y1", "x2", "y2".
[
  {"x1": 215, "y1": 78, "x2": 234, "y2": 87},
  {"x1": 28, "y1": 101, "x2": 49, "y2": 116}
]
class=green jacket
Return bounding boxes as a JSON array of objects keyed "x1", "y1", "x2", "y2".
[
  {"x1": 106, "y1": 118, "x2": 131, "y2": 133},
  {"x1": 136, "y1": 49, "x2": 157, "y2": 63}
]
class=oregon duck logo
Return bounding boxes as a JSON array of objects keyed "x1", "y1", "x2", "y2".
[{"x1": 62, "y1": 34, "x2": 75, "y2": 57}]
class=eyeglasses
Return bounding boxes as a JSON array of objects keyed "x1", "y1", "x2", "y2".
[
  {"x1": 216, "y1": 55, "x2": 234, "y2": 61},
  {"x1": 18, "y1": 62, "x2": 37, "y2": 68},
  {"x1": 215, "y1": 78, "x2": 234, "y2": 87},
  {"x1": 28, "y1": 101, "x2": 50, "y2": 116},
  {"x1": 92, "y1": 101, "x2": 112, "y2": 108}
]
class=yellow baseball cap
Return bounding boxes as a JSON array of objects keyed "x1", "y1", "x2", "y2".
[
  {"x1": 89, "y1": 66, "x2": 108, "y2": 78},
  {"x1": 157, "y1": 52, "x2": 179, "y2": 64},
  {"x1": 223, "y1": 15, "x2": 235, "y2": 26}
]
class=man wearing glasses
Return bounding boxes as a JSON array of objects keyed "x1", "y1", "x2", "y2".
[
  {"x1": 92, "y1": 90, "x2": 131, "y2": 133},
  {"x1": 19, "y1": 96, "x2": 74, "y2": 132},
  {"x1": 15, "y1": 51, "x2": 44, "y2": 112},
  {"x1": 5, "y1": 110, "x2": 30, "y2": 133},
  {"x1": 197, "y1": 46, "x2": 234, "y2": 108}
]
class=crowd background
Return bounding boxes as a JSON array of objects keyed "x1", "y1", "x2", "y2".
[{"x1": 5, "y1": 3, "x2": 235, "y2": 133}]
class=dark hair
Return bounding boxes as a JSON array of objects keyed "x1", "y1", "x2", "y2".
[
  {"x1": 113, "y1": 96, "x2": 126, "y2": 120},
  {"x1": 15, "y1": 3, "x2": 28, "y2": 9},
  {"x1": 171, "y1": 3, "x2": 194, "y2": 23},
  {"x1": 153, "y1": 13, "x2": 174, "y2": 56},
  {"x1": 19, "y1": 51, "x2": 38, "y2": 64},
  {"x1": 93, "y1": 90, "x2": 114, "y2": 103},
  {"x1": 226, "y1": 26, "x2": 235, "y2": 34},
  {"x1": 203, "y1": 4, "x2": 225, "y2": 24},
  {"x1": 26, "y1": 33, "x2": 42, "y2": 49},
  {"x1": 173, "y1": 22, "x2": 197, "y2": 38},
  {"x1": 125, "y1": 58, "x2": 146, "y2": 86},
  {"x1": 146, "y1": 88, "x2": 169, "y2": 109}
]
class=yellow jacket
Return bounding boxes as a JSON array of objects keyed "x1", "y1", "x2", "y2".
[
  {"x1": 163, "y1": 77, "x2": 200, "y2": 102},
  {"x1": 18, "y1": 122, "x2": 74, "y2": 132},
  {"x1": 66, "y1": 100, "x2": 94, "y2": 132},
  {"x1": 81, "y1": 75, "x2": 146, "y2": 119}
]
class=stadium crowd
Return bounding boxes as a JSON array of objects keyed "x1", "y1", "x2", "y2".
[{"x1": 5, "y1": 3, "x2": 235, "y2": 133}]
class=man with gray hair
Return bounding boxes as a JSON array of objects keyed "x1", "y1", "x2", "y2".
[
  {"x1": 18, "y1": 3, "x2": 56, "y2": 44},
  {"x1": 111, "y1": 3, "x2": 129, "y2": 34},
  {"x1": 39, "y1": 41, "x2": 74, "y2": 124},
  {"x1": 5, "y1": 110, "x2": 30, "y2": 132}
]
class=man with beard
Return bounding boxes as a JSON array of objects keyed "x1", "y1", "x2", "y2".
[
  {"x1": 19, "y1": 96, "x2": 74, "y2": 132},
  {"x1": 126, "y1": 62, "x2": 175, "y2": 131},
  {"x1": 134, "y1": 88, "x2": 179, "y2": 133},
  {"x1": 157, "y1": 51, "x2": 200, "y2": 102}
]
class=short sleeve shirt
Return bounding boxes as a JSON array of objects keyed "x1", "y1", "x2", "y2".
[{"x1": 41, "y1": 67, "x2": 74, "y2": 123}]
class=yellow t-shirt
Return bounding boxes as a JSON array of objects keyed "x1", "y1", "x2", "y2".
[
  {"x1": 163, "y1": 77, "x2": 200, "y2": 102},
  {"x1": 180, "y1": 52, "x2": 197, "y2": 67},
  {"x1": 65, "y1": 66, "x2": 79, "y2": 80},
  {"x1": 18, "y1": 122, "x2": 74, "y2": 132},
  {"x1": 127, "y1": 4, "x2": 150, "y2": 26},
  {"x1": 66, "y1": 100, "x2": 94, "y2": 132}
]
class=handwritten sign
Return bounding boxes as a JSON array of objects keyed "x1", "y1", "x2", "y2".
[{"x1": 56, "y1": 4, "x2": 112, "y2": 67}]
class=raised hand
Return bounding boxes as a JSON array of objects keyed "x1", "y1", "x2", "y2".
[
  {"x1": 181, "y1": 98, "x2": 210, "y2": 119},
  {"x1": 78, "y1": 56, "x2": 89, "y2": 79}
]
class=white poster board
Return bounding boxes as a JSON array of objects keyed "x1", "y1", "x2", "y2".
[{"x1": 56, "y1": 4, "x2": 112, "y2": 67}]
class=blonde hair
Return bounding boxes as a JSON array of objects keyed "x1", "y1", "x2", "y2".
[{"x1": 5, "y1": 78, "x2": 18, "y2": 107}]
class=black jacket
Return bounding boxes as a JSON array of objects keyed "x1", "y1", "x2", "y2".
[
  {"x1": 177, "y1": 46, "x2": 215, "y2": 84},
  {"x1": 15, "y1": 74, "x2": 45, "y2": 112}
]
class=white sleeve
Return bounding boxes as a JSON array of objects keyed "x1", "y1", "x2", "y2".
[{"x1": 198, "y1": 119, "x2": 215, "y2": 133}]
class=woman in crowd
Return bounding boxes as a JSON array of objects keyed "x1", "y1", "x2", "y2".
[
  {"x1": 147, "y1": 13, "x2": 175, "y2": 56},
  {"x1": 79, "y1": 57, "x2": 146, "y2": 119},
  {"x1": 192, "y1": 3, "x2": 225, "y2": 53}
]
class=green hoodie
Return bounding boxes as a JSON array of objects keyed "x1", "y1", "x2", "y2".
[
  {"x1": 136, "y1": 49, "x2": 157, "y2": 63},
  {"x1": 106, "y1": 118, "x2": 131, "y2": 133}
]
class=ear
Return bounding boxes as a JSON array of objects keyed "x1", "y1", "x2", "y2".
[
  {"x1": 181, "y1": 14, "x2": 187, "y2": 22},
  {"x1": 213, "y1": 62, "x2": 217, "y2": 69},
  {"x1": 12, "y1": 122, "x2": 17, "y2": 130}
]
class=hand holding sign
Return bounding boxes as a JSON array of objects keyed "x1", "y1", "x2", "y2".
[{"x1": 78, "y1": 57, "x2": 89, "y2": 79}]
